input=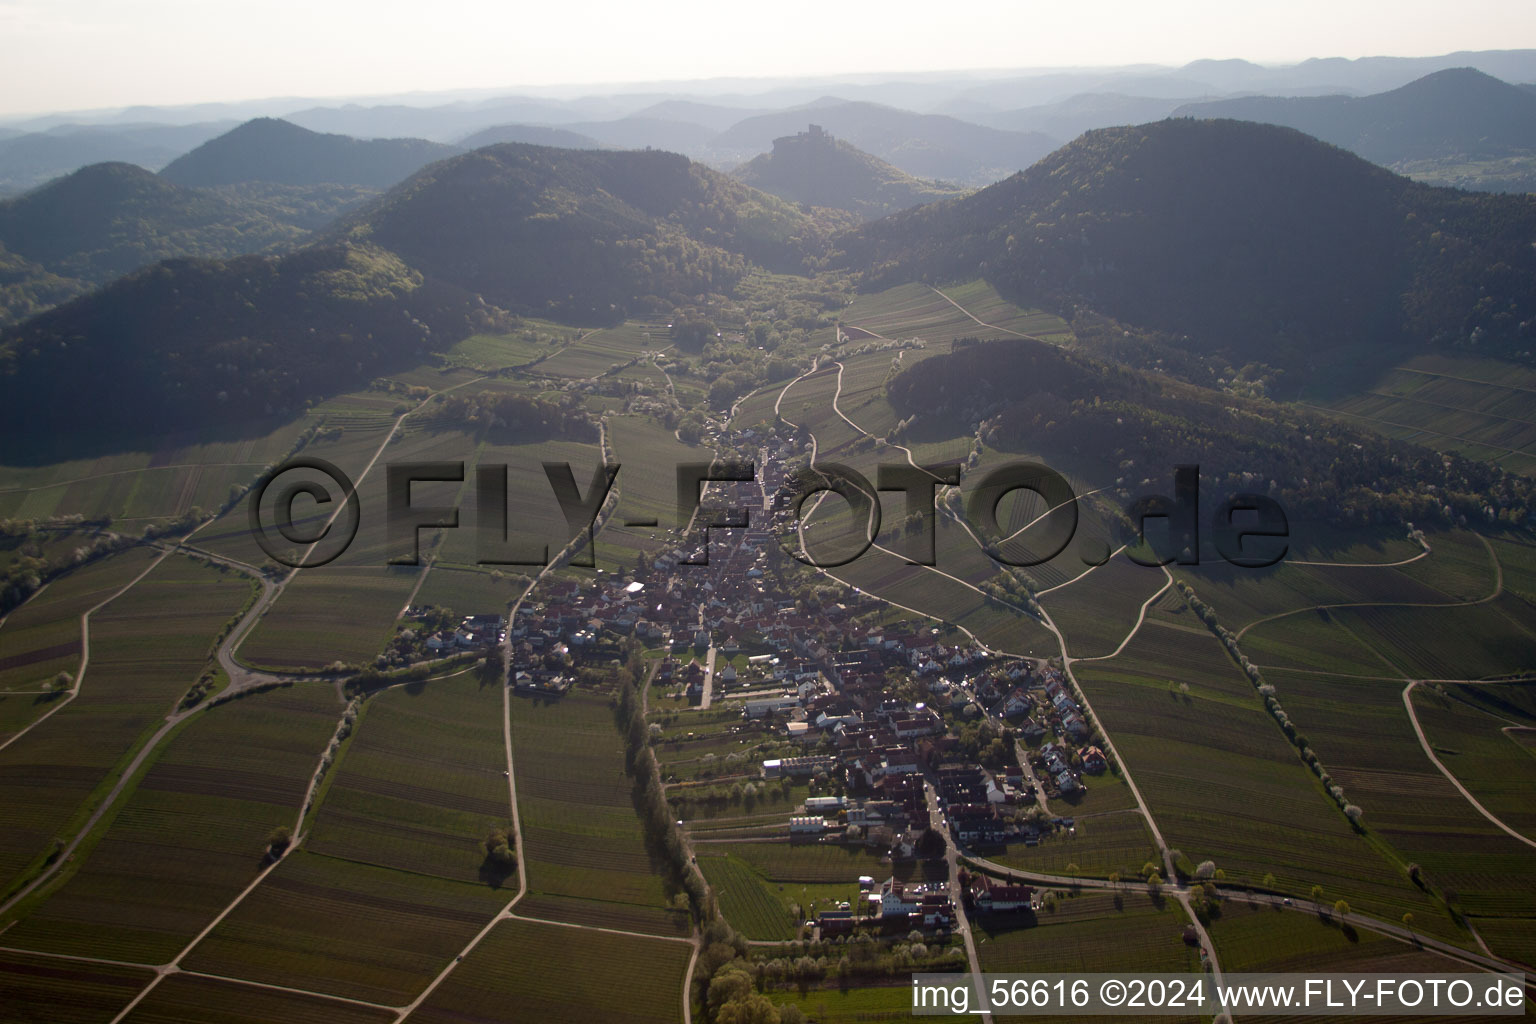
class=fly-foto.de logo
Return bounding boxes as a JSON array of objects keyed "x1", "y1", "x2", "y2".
[{"x1": 247, "y1": 459, "x2": 1288, "y2": 571}]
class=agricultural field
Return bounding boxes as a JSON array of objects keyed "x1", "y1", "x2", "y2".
[
  {"x1": 697, "y1": 847, "x2": 863, "y2": 940},
  {"x1": 120, "y1": 973, "x2": 397, "y2": 1024},
  {"x1": 838, "y1": 281, "x2": 1073, "y2": 350},
  {"x1": 426, "y1": 435, "x2": 600, "y2": 596},
  {"x1": 534, "y1": 321, "x2": 670, "y2": 379},
  {"x1": 181, "y1": 850, "x2": 506, "y2": 1005},
  {"x1": 440, "y1": 323, "x2": 578, "y2": 371},
  {"x1": 1311, "y1": 354, "x2": 1536, "y2": 477},
  {"x1": 238, "y1": 425, "x2": 480, "y2": 669},
  {"x1": 990, "y1": 809, "x2": 1158, "y2": 880},
  {"x1": 771, "y1": 983, "x2": 982, "y2": 1024},
  {"x1": 0, "y1": 552, "x2": 255, "y2": 896},
  {"x1": 305, "y1": 673, "x2": 513, "y2": 885},
  {"x1": 1071, "y1": 614, "x2": 1459, "y2": 940},
  {"x1": 0, "y1": 947, "x2": 155, "y2": 1024},
  {"x1": 1209, "y1": 899, "x2": 1473, "y2": 973},
  {"x1": 0, "y1": 685, "x2": 340, "y2": 963},
  {"x1": 595, "y1": 413, "x2": 709, "y2": 573},
  {"x1": 702, "y1": 840, "x2": 941, "y2": 887},
  {"x1": 0, "y1": 544, "x2": 162, "y2": 708},
  {"x1": 0, "y1": 419, "x2": 309, "y2": 526},
  {"x1": 182, "y1": 416, "x2": 399, "y2": 568},
  {"x1": 974, "y1": 890, "x2": 1200, "y2": 973},
  {"x1": 1272, "y1": 670, "x2": 1536, "y2": 954},
  {"x1": 1411, "y1": 683, "x2": 1536, "y2": 838},
  {"x1": 509, "y1": 689, "x2": 684, "y2": 935},
  {"x1": 404, "y1": 916, "x2": 692, "y2": 1024}
]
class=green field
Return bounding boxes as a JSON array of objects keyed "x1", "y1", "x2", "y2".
[
  {"x1": 0, "y1": 420, "x2": 309, "y2": 525},
  {"x1": 510, "y1": 689, "x2": 684, "y2": 935},
  {"x1": 182, "y1": 849, "x2": 505, "y2": 1005},
  {"x1": 239, "y1": 426, "x2": 479, "y2": 669},
  {"x1": 1072, "y1": 613, "x2": 1458, "y2": 940},
  {"x1": 1, "y1": 685, "x2": 340, "y2": 962},
  {"x1": 403, "y1": 916, "x2": 692, "y2": 1024},
  {"x1": 698, "y1": 848, "x2": 864, "y2": 940},
  {"x1": 990, "y1": 809, "x2": 1158, "y2": 879},
  {"x1": 1209, "y1": 899, "x2": 1471, "y2": 973},
  {"x1": 1412, "y1": 684, "x2": 1536, "y2": 837},
  {"x1": 1312, "y1": 354, "x2": 1536, "y2": 476},
  {"x1": 0, "y1": 947, "x2": 155, "y2": 1024},
  {"x1": 0, "y1": 545, "x2": 164, "y2": 737},
  {"x1": 772, "y1": 983, "x2": 982, "y2": 1024},
  {"x1": 0, "y1": 552, "x2": 255, "y2": 895},
  {"x1": 120, "y1": 972, "x2": 397, "y2": 1024},
  {"x1": 305, "y1": 674, "x2": 513, "y2": 884},
  {"x1": 975, "y1": 890, "x2": 1200, "y2": 973}
]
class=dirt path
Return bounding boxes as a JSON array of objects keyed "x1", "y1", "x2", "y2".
[
  {"x1": 926, "y1": 285, "x2": 1049, "y2": 342},
  {"x1": 1234, "y1": 533, "x2": 1502, "y2": 642},
  {"x1": 0, "y1": 546, "x2": 173, "y2": 754},
  {"x1": 1073, "y1": 575, "x2": 1171, "y2": 663},
  {"x1": 1402, "y1": 680, "x2": 1536, "y2": 851}
]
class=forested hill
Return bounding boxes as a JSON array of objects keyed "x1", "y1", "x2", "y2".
[
  {"x1": 733, "y1": 126, "x2": 966, "y2": 220},
  {"x1": 0, "y1": 161, "x2": 303, "y2": 285},
  {"x1": 160, "y1": 118, "x2": 461, "y2": 188},
  {"x1": 888, "y1": 337, "x2": 1536, "y2": 530},
  {"x1": 0, "y1": 245, "x2": 473, "y2": 460},
  {"x1": 0, "y1": 144, "x2": 835, "y2": 456},
  {"x1": 334, "y1": 143, "x2": 833, "y2": 319},
  {"x1": 839, "y1": 118, "x2": 1536, "y2": 388}
]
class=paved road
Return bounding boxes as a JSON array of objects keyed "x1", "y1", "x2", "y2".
[{"x1": 925, "y1": 775, "x2": 995, "y2": 1024}]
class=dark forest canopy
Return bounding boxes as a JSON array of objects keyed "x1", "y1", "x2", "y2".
[
  {"x1": 333, "y1": 143, "x2": 836, "y2": 320},
  {"x1": 839, "y1": 118, "x2": 1536, "y2": 391},
  {"x1": 890, "y1": 337, "x2": 1536, "y2": 530}
]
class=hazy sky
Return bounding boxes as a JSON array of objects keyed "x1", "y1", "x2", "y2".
[{"x1": 2, "y1": 0, "x2": 1533, "y2": 116}]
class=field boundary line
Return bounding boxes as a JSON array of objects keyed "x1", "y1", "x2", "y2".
[
  {"x1": 173, "y1": 969, "x2": 399, "y2": 1011},
  {"x1": 0, "y1": 944, "x2": 156, "y2": 970}
]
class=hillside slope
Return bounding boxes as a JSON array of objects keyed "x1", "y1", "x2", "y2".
[
  {"x1": 0, "y1": 244, "x2": 472, "y2": 458},
  {"x1": 887, "y1": 336, "x2": 1536, "y2": 530},
  {"x1": 336, "y1": 142, "x2": 831, "y2": 319},
  {"x1": 160, "y1": 118, "x2": 461, "y2": 188},
  {"x1": 0, "y1": 161, "x2": 303, "y2": 284},
  {"x1": 0, "y1": 143, "x2": 835, "y2": 452},
  {"x1": 733, "y1": 125, "x2": 965, "y2": 219},
  {"x1": 840, "y1": 119, "x2": 1536, "y2": 387}
]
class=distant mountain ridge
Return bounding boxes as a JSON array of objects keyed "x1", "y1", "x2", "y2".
[
  {"x1": 1174, "y1": 68, "x2": 1536, "y2": 166},
  {"x1": 710, "y1": 100, "x2": 1059, "y2": 185},
  {"x1": 160, "y1": 118, "x2": 461, "y2": 188},
  {"x1": 0, "y1": 121, "x2": 234, "y2": 195},
  {"x1": 733, "y1": 124, "x2": 965, "y2": 219},
  {"x1": 457, "y1": 124, "x2": 603, "y2": 150}
]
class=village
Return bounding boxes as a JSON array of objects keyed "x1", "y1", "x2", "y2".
[{"x1": 487, "y1": 426, "x2": 1122, "y2": 941}]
